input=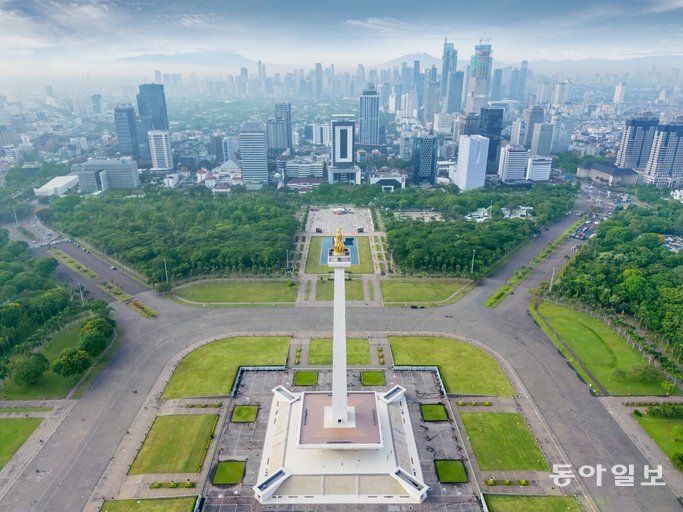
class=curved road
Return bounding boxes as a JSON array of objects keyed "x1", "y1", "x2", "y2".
[{"x1": 0, "y1": 211, "x2": 680, "y2": 512}]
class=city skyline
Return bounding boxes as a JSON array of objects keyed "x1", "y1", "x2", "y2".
[{"x1": 1, "y1": 0, "x2": 683, "y2": 79}]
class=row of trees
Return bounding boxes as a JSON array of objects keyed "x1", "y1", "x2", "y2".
[
  {"x1": 41, "y1": 188, "x2": 300, "y2": 284},
  {"x1": 556, "y1": 201, "x2": 683, "y2": 359}
]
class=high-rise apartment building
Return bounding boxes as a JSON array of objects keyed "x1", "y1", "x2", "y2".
[
  {"x1": 275, "y1": 102, "x2": 293, "y2": 150},
  {"x1": 490, "y1": 69, "x2": 503, "y2": 101},
  {"x1": 114, "y1": 105, "x2": 139, "y2": 160},
  {"x1": 613, "y1": 82, "x2": 626, "y2": 104},
  {"x1": 464, "y1": 42, "x2": 492, "y2": 113},
  {"x1": 359, "y1": 84, "x2": 380, "y2": 145},
  {"x1": 148, "y1": 130, "x2": 173, "y2": 170},
  {"x1": 413, "y1": 134, "x2": 438, "y2": 185},
  {"x1": 479, "y1": 108, "x2": 504, "y2": 172},
  {"x1": 615, "y1": 114, "x2": 660, "y2": 170},
  {"x1": 315, "y1": 63, "x2": 323, "y2": 98},
  {"x1": 239, "y1": 122, "x2": 269, "y2": 186},
  {"x1": 550, "y1": 81, "x2": 571, "y2": 106},
  {"x1": 642, "y1": 122, "x2": 683, "y2": 187},
  {"x1": 422, "y1": 81, "x2": 441, "y2": 125},
  {"x1": 498, "y1": 145, "x2": 529, "y2": 182},
  {"x1": 91, "y1": 94, "x2": 102, "y2": 115},
  {"x1": 136, "y1": 84, "x2": 169, "y2": 130},
  {"x1": 530, "y1": 123, "x2": 555, "y2": 157},
  {"x1": 456, "y1": 135, "x2": 489, "y2": 190}
]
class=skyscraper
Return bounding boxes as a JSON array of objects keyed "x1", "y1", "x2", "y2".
[
  {"x1": 266, "y1": 117, "x2": 289, "y2": 155},
  {"x1": 359, "y1": 84, "x2": 380, "y2": 145},
  {"x1": 135, "y1": 116, "x2": 153, "y2": 163},
  {"x1": 413, "y1": 134, "x2": 438, "y2": 185},
  {"x1": 91, "y1": 94, "x2": 102, "y2": 115},
  {"x1": 510, "y1": 61, "x2": 528, "y2": 102},
  {"x1": 642, "y1": 122, "x2": 683, "y2": 187},
  {"x1": 275, "y1": 102, "x2": 292, "y2": 150},
  {"x1": 315, "y1": 63, "x2": 323, "y2": 98},
  {"x1": 530, "y1": 123, "x2": 555, "y2": 157},
  {"x1": 114, "y1": 105, "x2": 139, "y2": 160},
  {"x1": 456, "y1": 135, "x2": 489, "y2": 190},
  {"x1": 613, "y1": 82, "x2": 626, "y2": 104},
  {"x1": 329, "y1": 115, "x2": 360, "y2": 184},
  {"x1": 465, "y1": 42, "x2": 493, "y2": 113},
  {"x1": 490, "y1": 69, "x2": 503, "y2": 101},
  {"x1": 550, "y1": 81, "x2": 571, "y2": 106},
  {"x1": 440, "y1": 39, "x2": 457, "y2": 100},
  {"x1": 615, "y1": 114, "x2": 660, "y2": 169},
  {"x1": 444, "y1": 71, "x2": 464, "y2": 113},
  {"x1": 479, "y1": 108, "x2": 504, "y2": 172},
  {"x1": 239, "y1": 122, "x2": 269, "y2": 185},
  {"x1": 498, "y1": 145, "x2": 529, "y2": 182},
  {"x1": 526, "y1": 156, "x2": 553, "y2": 181},
  {"x1": 422, "y1": 81, "x2": 440, "y2": 125},
  {"x1": 136, "y1": 84, "x2": 169, "y2": 130},
  {"x1": 523, "y1": 106, "x2": 545, "y2": 147},
  {"x1": 148, "y1": 130, "x2": 173, "y2": 170}
]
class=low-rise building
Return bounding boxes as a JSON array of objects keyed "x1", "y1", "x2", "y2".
[
  {"x1": 577, "y1": 161, "x2": 638, "y2": 186},
  {"x1": 33, "y1": 175, "x2": 79, "y2": 196}
]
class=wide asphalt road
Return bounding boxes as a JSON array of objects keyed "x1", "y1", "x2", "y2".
[{"x1": 0, "y1": 209, "x2": 679, "y2": 512}]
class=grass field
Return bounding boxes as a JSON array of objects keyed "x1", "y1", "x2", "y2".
[
  {"x1": 0, "y1": 323, "x2": 83, "y2": 400},
  {"x1": 129, "y1": 414, "x2": 217, "y2": 474},
  {"x1": 361, "y1": 371, "x2": 385, "y2": 386},
  {"x1": 381, "y1": 279, "x2": 471, "y2": 305},
  {"x1": 308, "y1": 338, "x2": 370, "y2": 365},
  {"x1": 294, "y1": 370, "x2": 318, "y2": 386},
  {"x1": 634, "y1": 413, "x2": 683, "y2": 462},
  {"x1": 421, "y1": 403, "x2": 449, "y2": 421},
  {"x1": 99, "y1": 497, "x2": 197, "y2": 512},
  {"x1": 390, "y1": 336, "x2": 514, "y2": 396},
  {"x1": 162, "y1": 336, "x2": 289, "y2": 399},
  {"x1": 485, "y1": 495, "x2": 582, "y2": 512},
  {"x1": 0, "y1": 418, "x2": 43, "y2": 469},
  {"x1": 213, "y1": 460, "x2": 246, "y2": 485},
  {"x1": 305, "y1": 236, "x2": 374, "y2": 274},
  {"x1": 315, "y1": 279, "x2": 365, "y2": 301},
  {"x1": 174, "y1": 280, "x2": 298, "y2": 304},
  {"x1": 538, "y1": 302, "x2": 668, "y2": 395},
  {"x1": 435, "y1": 460, "x2": 468, "y2": 483},
  {"x1": 461, "y1": 413, "x2": 549, "y2": 471},
  {"x1": 231, "y1": 405, "x2": 258, "y2": 422}
]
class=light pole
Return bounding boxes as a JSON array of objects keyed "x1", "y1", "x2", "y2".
[
  {"x1": 163, "y1": 258, "x2": 169, "y2": 283},
  {"x1": 549, "y1": 267, "x2": 556, "y2": 294},
  {"x1": 286, "y1": 249, "x2": 290, "y2": 271},
  {"x1": 470, "y1": 249, "x2": 476, "y2": 274}
]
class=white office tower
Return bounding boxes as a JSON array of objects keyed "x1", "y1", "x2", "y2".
[
  {"x1": 526, "y1": 155, "x2": 553, "y2": 181},
  {"x1": 359, "y1": 84, "x2": 380, "y2": 145},
  {"x1": 530, "y1": 123, "x2": 554, "y2": 157},
  {"x1": 433, "y1": 113, "x2": 455, "y2": 134},
  {"x1": 456, "y1": 135, "x2": 489, "y2": 190},
  {"x1": 239, "y1": 122, "x2": 269, "y2": 186},
  {"x1": 613, "y1": 82, "x2": 626, "y2": 104},
  {"x1": 328, "y1": 115, "x2": 360, "y2": 184},
  {"x1": 510, "y1": 120, "x2": 524, "y2": 145},
  {"x1": 402, "y1": 92, "x2": 418, "y2": 118},
  {"x1": 148, "y1": 130, "x2": 173, "y2": 171},
  {"x1": 498, "y1": 145, "x2": 529, "y2": 182},
  {"x1": 400, "y1": 133, "x2": 412, "y2": 160},
  {"x1": 551, "y1": 80, "x2": 571, "y2": 106}
]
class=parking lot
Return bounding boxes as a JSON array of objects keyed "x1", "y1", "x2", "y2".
[{"x1": 306, "y1": 207, "x2": 374, "y2": 234}]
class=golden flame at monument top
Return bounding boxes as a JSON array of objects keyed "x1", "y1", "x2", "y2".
[{"x1": 333, "y1": 227, "x2": 345, "y2": 255}]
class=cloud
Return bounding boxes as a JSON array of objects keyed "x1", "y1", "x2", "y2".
[
  {"x1": 648, "y1": 0, "x2": 683, "y2": 12},
  {"x1": 344, "y1": 17, "x2": 425, "y2": 36}
]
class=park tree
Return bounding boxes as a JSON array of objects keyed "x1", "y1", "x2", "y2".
[
  {"x1": 10, "y1": 352, "x2": 49, "y2": 385},
  {"x1": 79, "y1": 331, "x2": 108, "y2": 357},
  {"x1": 52, "y1": 348, "x2": 93, "y2": 377}
]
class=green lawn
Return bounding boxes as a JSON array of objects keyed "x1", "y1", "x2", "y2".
[
  {"x1": 390, "y1": 336, "x2": 514, "y2": 396},
  {"x1": 231, "y1": 405, "x2": 258, "y2": 422},
  {"x1": 461, "y1": 413, "x2": 549, "y2": 471},
  {"x1": 162, "y1": 336, "x2": 289, "y2": 399},
  {"x1": 484, "y1": 285, "x2": 513, "y2": 308},
  {"x1": 634, "y1": 413, "x2": 683, "y2": 462},
  {"x1": 485, "y1": 495, "x2": 582, "y2": 512},
  {"x1": 174, "y1": 280, "x2": 298, "y2": 304},
  {"x1": 421, "y1": 403, "x2": 449, "y2": 421},
  {"x1": 361, "y1": 371, "x2": 386, "y2": 386},
  {"x1": 129, "y1": 414, "x2": 217, "y2": 474},
  {"x1": 435, "y1": 460, "x2": 468, "y2": 483},
  {"x1": 315, "y1": 279, "x2": 365, "y2": 301},
  {"x1": 99, "y1": 497, "x2": 197, "y2": 512},
  {"x1": 305, "y1": 236, "x2": 374, "y2": 274},
  {"x1": 0, "y1": 323, "x2": 83, "y2": 400},
  {"x1": 0, "y1": 418, "x2": 43, "y2": 469},
  {"x1": 294, "y1": 370, "x2": 318, "y2": 386},
  {"x1": 381, "y1": 279, "x2": 470, "y2": 305},
  {"x1": 213, "y1": 460, "x2": 246, "y2": 485},
  {"x1": 538, "y1": 303, "x2": 668, "y2": 395},
  {"x1": 308, "y1": 338, "x2": 370, "y2": 365}
]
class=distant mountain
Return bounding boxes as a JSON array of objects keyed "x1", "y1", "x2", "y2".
[
  {"x1": 116, "y1": 50, "x2": 256, "y2": 68},
  {"x1": 527, "y1": 55, "x2": 683, "y2": 76},
  {"x1": 375, "y1": 53, "x2": 440, "y2": 69}
]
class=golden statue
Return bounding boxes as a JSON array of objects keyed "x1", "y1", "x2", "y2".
[{"x1": 333, "y1": 227, "x2": 345, "y2": 255}]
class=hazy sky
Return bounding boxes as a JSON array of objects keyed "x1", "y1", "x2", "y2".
[{"x1": 1, "y1": 0, "x2": 683, "y2": 76}]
